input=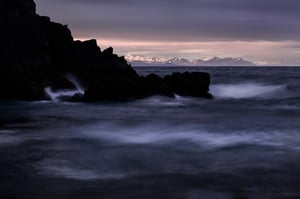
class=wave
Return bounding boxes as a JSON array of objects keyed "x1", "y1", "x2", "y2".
[
  {"x1": 136, "y1": 95, "x2": 193, "y2": 107},
  {"x1": 44, "y1": 73, "x2": 84, "y2": 102},
  {"x1": 75, "y1": 123, "x2": 300, "y2": 149},
  {"x1": 210, "y1": 82, "x2": 288, "y2": 99},
  {"x1": 0, "y1": 130, "x2": 23, "y2": 145},
  {"x1": 44, "y1": 87, "x2": 84, "y2": 102},
  {"x1": 35, "y1": 124, "x2": 300, "y2": 180},
  {"x1": 39, "y1": 163, "x2": 113, "y2": 180}
]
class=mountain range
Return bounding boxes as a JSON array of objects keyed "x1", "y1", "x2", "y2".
[{"x1": 125, "y1": 55, "x2": 256, "y2": 66}]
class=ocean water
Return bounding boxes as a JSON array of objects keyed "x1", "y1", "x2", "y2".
[{"x1": 0, "y1": 66, "x2": 300, "y2": 199}]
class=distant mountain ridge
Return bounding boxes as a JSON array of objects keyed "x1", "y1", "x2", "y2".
[{"x1": 126, "y1": 55, "x2": 256, "y2": 66}]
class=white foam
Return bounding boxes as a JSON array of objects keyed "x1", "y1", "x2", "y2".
[
  {"x1": 210, "y1": 83, "x2": 286, "y2": 99},
  {"x1": 41, "y1": 165, "x2": 100, "y2": 180},
  {"x1": 44, "y1": 87, "x2": 83, "y2": 101},
  {"x1": 76, "y1": 124, "x2": 294, "y2": 149},
  {"x1": 39, "y1": 160, "x2": 126, "y2": 180},
  {"x1": 65, "y1": 73, "x2": 85, "y2": 92},
  {"x1": 44, "y1": 74, "x2": 84, "y2": 101},
  {"x1": 138, "y1": 95, "x2": 187, "y2": 107}
]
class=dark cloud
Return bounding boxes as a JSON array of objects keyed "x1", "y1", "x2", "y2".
[{"x1": 35, "y1": 0, "x2": 300, "y2": 41}]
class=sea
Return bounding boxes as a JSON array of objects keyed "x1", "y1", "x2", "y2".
[{"x1": 0, "y1": 66, "x2": 300, "y2": 199}]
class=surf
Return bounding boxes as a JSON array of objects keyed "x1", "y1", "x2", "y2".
[{"x1": 210, "y1": 82, "x2": 288, "y2": 99}]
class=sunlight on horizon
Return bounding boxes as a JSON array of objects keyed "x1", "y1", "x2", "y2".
[{"x1": 75, "y1": 37, "x2": 300, "y2": 65}]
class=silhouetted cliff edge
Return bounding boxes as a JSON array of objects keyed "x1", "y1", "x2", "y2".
[{"x1": 0, "y1": 0, "x2": 213, "y2": 101}]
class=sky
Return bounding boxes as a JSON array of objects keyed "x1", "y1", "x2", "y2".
[{"x1": 35, "y1": 0, "x2": 300, "y2": 65}]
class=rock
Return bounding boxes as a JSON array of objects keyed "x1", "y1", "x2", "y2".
[
  {"x1": 0, "y1": 0, "x2": 36, "y2": 17},
  {"x1": 0, "y1": 0, "x2": 133, "y2": 100},
  {"x1": 140, "y1": 74, "x2": 174, "y2": 97},
  {"x1": 70, "y1": 93, "x2": 84, "y2": 102},
  {"x1": 164, "y1": 72, "x2": 214, "y2": 99},
  {"x1": 83, "y1": 72, "x2": 213, "y2": 101},
  {"x1": 49, "y1": 76, "x2": 77, "y2": 92},
  {"x1": 0, "y1": 80, "x2": 46, "y2": 101},
  {"x1": 102, "y1": 47, "x2": 113, "y2": 55},
  {"x1": 83, "y1": 75, "x2": 141, "y2": 102},
  {"x1": 72, "y1": 39, "x2": 101, "y2": 67},
  {"x1": 0, "y1": 0, "x2": 213, "y2": 101}
]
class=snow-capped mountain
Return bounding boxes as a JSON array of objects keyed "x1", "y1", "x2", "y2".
[
  {"x1": 192, "y1": 57, "x2": 255, "y2": 66},
  {"x1": 125, "y1": 55, "x2": 168, "y2": 65},
  {"x1": 125, "y1": 55, "x2": 256, "y2": 66}
]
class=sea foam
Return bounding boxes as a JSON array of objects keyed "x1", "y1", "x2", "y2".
[{"x1": 210, "y1": 82, "x2": 287, "y2": 99}]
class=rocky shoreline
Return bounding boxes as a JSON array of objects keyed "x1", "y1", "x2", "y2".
[{"x1": 0, "y1": 0, "x2": 213, "y2": 102}]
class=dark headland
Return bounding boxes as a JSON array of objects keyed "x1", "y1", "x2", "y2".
[{"x1": 0, "y1": 0, "x2": 213, "y2": 101}]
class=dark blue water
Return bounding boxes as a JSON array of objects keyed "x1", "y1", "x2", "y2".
[{"x1": 0, "y1": 67, "x2": 300, "y2": 199}]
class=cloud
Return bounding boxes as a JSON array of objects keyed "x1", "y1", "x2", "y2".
[
  {"x1": 34, "y1": 0, "x2": 300, "y2": 64},
  {"x1": 35, "y1": 0, "x2": 300, "y2": 42}
]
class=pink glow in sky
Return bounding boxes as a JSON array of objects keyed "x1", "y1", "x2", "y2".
[{"x1": 35, "y1": 0, "x2": 300, "y2": 65}]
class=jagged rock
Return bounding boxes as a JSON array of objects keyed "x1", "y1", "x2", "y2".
[
  {"x1": 0, "y1": 0, "x2": 36, "y2": 17},
  {"x1": 83, "y1": 72, "x2": 213, "y2": 101},
  {"x1": 0, "y1": 0, "x2": 134, "y2": 100},
  {"x1": 164, "y1": 72, "x2": 214, "y2": 99},
  {"x1": 49, "y1": 76, "x2": 77, "y2": 92},
  {"x1": 83, "y1": 76, "x2": 140, "y2": 101},
  {"x1": 73, "y1": 39, "x2": 101, "y2": 63},
  {"x1": 140, "y1": 74, "x2": 174, "y2": 97},
  {"x1": 0, "y1": 0, "x2": 213, "y2": 101},
  {"x1": 102, "y1": 47, "x2": 113, "y2": 55},
  {"x1": 69, "y1": 93, "x2": 84, "y2": 102}
]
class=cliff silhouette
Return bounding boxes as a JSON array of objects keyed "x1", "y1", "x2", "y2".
[{"x1": 0, "y1": 0, "x2": 213, "y2": 101}]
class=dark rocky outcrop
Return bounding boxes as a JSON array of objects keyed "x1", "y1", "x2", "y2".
[
  {"x1": 49, "y1": 76, "x2": 77, "y2": 92},
  {"x1": 164, "y1": 72, "x2": 213, "y2": 98},
  {"x1": 0, "y1": 0, "x2": 213, "y2": 101},
  {"x1": 83, "y1": 72, "x2": 213, "y2": 101}
]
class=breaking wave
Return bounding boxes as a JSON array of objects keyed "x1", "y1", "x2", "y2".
[{"x1": 210, "y1": 82, "x2": 288, "y2": 99}]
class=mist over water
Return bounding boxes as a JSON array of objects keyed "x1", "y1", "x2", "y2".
[{"x1": 1, "y1": 67, "x2": 300, "y2": 199}]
